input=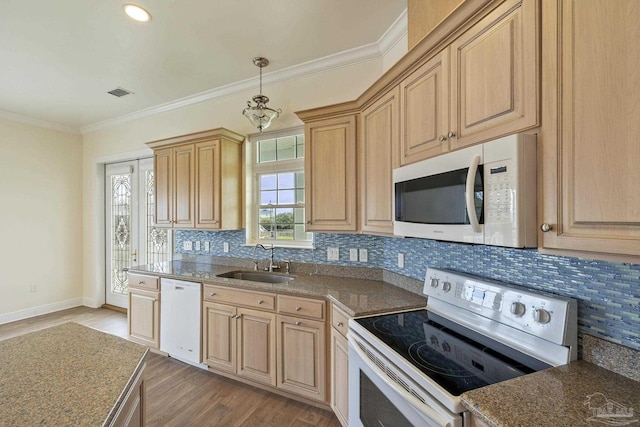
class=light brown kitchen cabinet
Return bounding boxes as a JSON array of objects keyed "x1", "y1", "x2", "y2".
[
  {"x1": 109, "y1": 363, "x2": 146, "y2": 427},
  {"x1": 277, "y1": 314, "x2": 326, "y2": 402},
  {"x1": 330, "y1": 304, "x2": 350, "y2": 427},
  {"x1": 449, "y1": 0, "x2": 538, "y2": 150},
  {"x1": 399, "y1": 49, "x2": 450, "y2": 165},
  {"x1": 152, "y1": 144, "x2": 194, "y2": 228},
  {"x1": 127, "y1": 273, "x2": 160, "y2": 349},
  {"x1": 469, "y1": 414, "x2": 492, "y2": 427},
  {"x1": 147, "y1": 128, "x2": 244, "y2": 230},
  {"x1": 303, "y1": 113, "x2": 358, "y2": 232},
  {"x1": 539, "y1": 0, "x2": 640, "y2": 260},
  {"x1": 202, "y1": 301, "x2": 277, "y2": 386},
  {"x1": 400, "y1": 0, "x2": 539, "y2": 165},
  {"x1": 202, "y1": 284, "x2": 277, "y2": 386},
  {"x1": 360, "y1": 87, "x2": 400, "y2": 235}
]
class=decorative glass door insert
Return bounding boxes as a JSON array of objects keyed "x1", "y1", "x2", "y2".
[{"x1": 105, "y1": 159, "x2": 171, "y2": 308}]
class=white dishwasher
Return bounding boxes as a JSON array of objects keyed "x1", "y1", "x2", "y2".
[{"x1": 160, "y1": 278, "x2": 202, "y2": 367}]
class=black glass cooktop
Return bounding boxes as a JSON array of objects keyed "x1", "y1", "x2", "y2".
[{"x1": 355, "y1": 310, "x2": 551, "y2": 396}]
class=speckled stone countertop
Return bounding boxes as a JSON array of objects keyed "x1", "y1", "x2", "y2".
[
  {"x1": 130, "y1": 260, "x2": 426, "y2": 317},
  {"x1": 461, "y1": 360, "x2": 640, "y2": 427},
  {"x1": 0, "y1": 322, "x2": 148, "y2": 427}
]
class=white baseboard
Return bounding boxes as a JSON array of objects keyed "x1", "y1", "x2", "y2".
[
  {"x1": 82, "y1": 296, "x2": 101, "y2": 309},
  {"x1": 0, "y1": 298, "x2": 84, "y2": 326}
]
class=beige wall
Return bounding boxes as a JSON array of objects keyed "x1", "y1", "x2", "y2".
[
  {"x1": 81, "y1": 59, "x2": 389, "y2": 307},
  {"x1": 0, "y1": 117, "x2": 83, "y2": 321}
]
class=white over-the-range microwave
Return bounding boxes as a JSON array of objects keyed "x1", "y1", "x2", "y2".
[{"x1": 393, "y1": 133, "x2": 537, "y2": 248}]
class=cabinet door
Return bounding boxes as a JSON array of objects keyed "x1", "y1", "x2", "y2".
[
  {"x1": 540, "y1": 0, "x2": 640, "y2": 258},
  {"x1": 128, "y1": 289, "x2": 159, "y2": 349},
  {"x1": 277, "y1": 315, "x2": 326, "y2": 402},
  {"x1": 153, "y1": 148, "x2": 173, "y2": 227},
  {"x1": 237, "y1": 308, "x2": 277, "y2": 386},
  {"x1": 330, "y1": 328, "x2": 349, "y2": 427},
  {"x1": 195, "y1": 140, "x2": 221, "y2": 229},
  {"x1": 202, "y1": 302, "x2": 237, "y2": 373},
  {"x1": 305, "y1": 115, "x2": 357, "y2": 231},
  {"x1": 450, "y1": 0, "x2": 538, "y2": 150},
  {"x1": 399, "y1": 49, "x2": 450, "y2": 164},
  {"x1": 172, "y1": 144, "x2": 195, "y2": 228},
  {"x1": 360, "y1": 88, "x2": 400, "y2": 235}
]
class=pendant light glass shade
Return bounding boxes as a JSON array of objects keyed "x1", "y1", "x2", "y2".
[{"x1": 242, "y1": 57, "x2": 281, "y2": 133}]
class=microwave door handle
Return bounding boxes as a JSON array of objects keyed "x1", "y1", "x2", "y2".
[{"x1": 466, "y1": 155, "x2": 482, "y2": 233}]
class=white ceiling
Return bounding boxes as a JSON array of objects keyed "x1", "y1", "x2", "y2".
[{"x1": 0, "y1": 0, "x2": 406, "y2": 132}]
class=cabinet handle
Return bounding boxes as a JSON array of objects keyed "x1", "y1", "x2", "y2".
[
  {"x1": 306, "y1": 221, "x2": 311, "y2": 225},
  {"x1": 540, "y1": 223, "x2": 552, "y2": 232},
  {"x1": 258, "y1": 300, "x2": 264, "y2": 304},
  {"x1": 295, "y1": 306, "x2": 301, "y2": 312},
  {"x1": 448, "y1": 131, "x2": 456, "y2": 138},
  {"x1": 210, "y1": 293, "x2": 216, "y2": 296},
  {"x1": 212, "y1": 220, "x2": 219, "y2": 224},
  {"x1": 337, "y1": 321, "x2": 344, "y2": 327},
  {"x1": 438, "y1": 135, "x2": 446, "y2": 142},
  {"x1": 295, "y1": 321, "x2": 301, "y2": 326},
  {"x1": 139, "y1": 281, "x2": 144, "y2": 285}
]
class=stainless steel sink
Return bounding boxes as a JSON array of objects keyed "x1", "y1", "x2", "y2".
[{"x1": 216, "y1": 270, "x2": 294, "y2": 284}]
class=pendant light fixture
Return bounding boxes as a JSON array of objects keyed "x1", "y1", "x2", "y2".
[{"x1": 242, "y1": 57, "x2": 281, "y2": 133}]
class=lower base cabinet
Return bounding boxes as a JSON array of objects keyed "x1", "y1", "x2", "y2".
[
  {"x1": 128, "y1": 290, "x2": 160, "y2": 349},
  {"x1": 110, "y1": 363, "x2": 146, "y2": 427},
  {"x1": 330, "y1": 328, "x2": 349, "y2": 426},
  {"x1": 202, "y1": 301, "x2": 277, "y2": 386},
  {"x1": 276, "y1": 314, "x2": 327, "y2": 402}
]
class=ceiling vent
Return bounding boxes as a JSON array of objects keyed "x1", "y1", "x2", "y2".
[{"x1": 108, "y1": 87, "x2": 134, "y2": 97}]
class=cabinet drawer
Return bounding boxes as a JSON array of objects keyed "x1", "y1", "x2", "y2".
[
  {"x1": 331, "y1": 304, "x2": 350, "y2": 338},
  {"x1": 204, "y1": 284, "x2": 275, "y2": 311},
  {"x1": 128, "y1": 273, "x2": 159, "y2": 291},
  {"x1": 278, "y1": 295, "x2": 325, "y2": 320}
]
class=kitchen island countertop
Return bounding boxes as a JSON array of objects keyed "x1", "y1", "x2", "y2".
[
  {"x1": 130, "y1": 260, "x2": 427, "y2": 317},
  {"x1": 461, "y1": 360, "x2": 640, "y2": 427},
  {"x1": 0, "y1": 322, "x2": 148, "y2": 426}
]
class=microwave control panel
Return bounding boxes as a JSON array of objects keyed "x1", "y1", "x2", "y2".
[{"x1": 485, "y1": 159, "x2": 516, "y2": 225}]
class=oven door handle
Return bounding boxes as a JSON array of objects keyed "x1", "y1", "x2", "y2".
[
  {"x1": 465, "y1": 155, "x2": 481, "y2": 233},
  {"x1": 350, "y1": 341, "x2": 454, "y2": 427}
]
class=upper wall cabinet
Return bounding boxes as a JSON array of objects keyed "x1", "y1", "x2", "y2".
[
  {"x1": 540, "y1": 0, "x2": 640, "y2": 260},
  {"x1": 399, "y1": 0, "x2": 538, "y2": 165},
  {"x1": 147, "y1": 128, "x2": 244, "y2": 231},
  {"x1": 361, "y1": 88, "x2": 400, "y2": 235}
]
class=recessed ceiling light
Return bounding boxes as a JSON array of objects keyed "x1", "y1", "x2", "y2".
[{"x1": 123, "y1": 4, "x2": 151, "y2": 22}]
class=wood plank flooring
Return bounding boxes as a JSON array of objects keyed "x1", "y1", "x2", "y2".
[{"x1": 0, "y1": 307, "x2": 341, "y2": 427}]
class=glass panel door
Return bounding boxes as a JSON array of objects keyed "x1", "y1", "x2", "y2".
[{"x1": 105, "y1": 159, "x2": 171, "y2": 308}]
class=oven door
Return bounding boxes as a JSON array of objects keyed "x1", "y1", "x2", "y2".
[{"x1": 348, "y1": 339, "x2": 462, "y2": 427}]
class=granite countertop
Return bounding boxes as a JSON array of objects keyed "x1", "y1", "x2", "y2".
[
  {"x1": 130, "y1": 261, "x2": 426, "y2": 317},
  {"x1": 461, "y1": 360, "x2": 640, "y2": 427},
  {"x1": 0, "y1": 322, "x2": 148, "y2": 427}
]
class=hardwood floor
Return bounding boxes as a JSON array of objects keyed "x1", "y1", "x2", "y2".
[{"x1": 0, "y1": 307, "x2": 341, "y2": 427}]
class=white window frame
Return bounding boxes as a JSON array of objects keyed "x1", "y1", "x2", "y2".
[{"x1": 245, "y1": 126, "x2": 313, "y2": 248}]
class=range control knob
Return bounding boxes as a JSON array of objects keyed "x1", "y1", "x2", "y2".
[
  {"x1": 442, "y1": 281, "x2": 452, "y2": 292},
  {"x1": 430, "y1": 278, "x2": 439, "y2": 288},
  {"x1": 510, "y1": 301, "x2": 526, "y2": 317},
  {"x1": 430, "y1": 335, "x2": 439, "y2": 346},
  {"x1": 442, "y1": 342, "x2": 451, "y2": 352},
  {"x1": 534, "y1": 308, "x2": 552, "y2": 324}
]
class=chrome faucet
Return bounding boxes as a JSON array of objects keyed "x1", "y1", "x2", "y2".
[{"x1": 254, "y1": 243, "x2": 279, "y2": 272}]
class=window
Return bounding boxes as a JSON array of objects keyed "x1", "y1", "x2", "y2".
[{"x1": 248, "y1": 128, "x2": 312, "y2": 247}]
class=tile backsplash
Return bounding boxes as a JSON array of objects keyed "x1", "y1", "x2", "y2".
[{"x1": 175, "y1": 230, "x2": 640, "y2": 351}]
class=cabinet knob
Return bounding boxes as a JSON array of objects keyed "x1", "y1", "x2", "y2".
[
  {"x1": 212, "y1": 220, "x2": 219, "y2": 224},
  {"x1": 438, "y1": 135, "x2": 446, "y2": 142},
  {"x1": 258, "y1": 300, "x2": 264, "y2": 304},
  {"x1": 295, "y1": 306, "x2": 301, "y2": 311},
  {"x1": 337, "y1": 321, "x2": 344, "y2": 327},
  {"x1": 306, "y1": 221, "x2": 311, "y2": 225},
  {"x1": 540, "y1": 223, "x2": 552, "y2": 232},
  {"x1": 295, "y1": 321, "x2": 301, "y2": 326},
  {"x1": 210, "y1": 292, "x2": 216, "y2": 296},
  {"x1": 139, "y1": 281, "x2": 144, "y2": 285},
  {"x1": 448, "y1": 131, "x2": 456, "y2": 138}
]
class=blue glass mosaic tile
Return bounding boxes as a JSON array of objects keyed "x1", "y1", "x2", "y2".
[{"x1": 174, "y1": 229, "x2": 640, "y2": 351}]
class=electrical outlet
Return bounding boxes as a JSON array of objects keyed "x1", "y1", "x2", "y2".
[
  {"x1": 183, "y1": 241, "x2": 193, "y2": 251},
  {"x1": 30, "y1": 284, "x2": 38, "y2": 293},
  {"x1": 195, "y1": 241, "x2": 201, "y2": 251},
  {"x1": 359, "y1": 248, "x2": 368, "y2": 263},
  {"x1": 204, "y1": 242, "x2": 210, "y2": 251},
  {"x1": 223, "y1": 242, "x2": 229, "y2": 253},
  {"x1": 349, "y1": 248, "x2": 358, "y2": 262},
  {"x1": 398, "y1": 253, "x2": 405, "y2": 268},
  {"x1": 327, "y1": 247, "x2": 339, "y2": 261}
]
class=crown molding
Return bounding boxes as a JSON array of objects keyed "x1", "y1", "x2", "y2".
[
  {"x1": 378, "y1": 8, "x2": 408, "y2": 56},
  {"x1": 0, "y1": 109, "x2": 80, "y2": 134}
]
